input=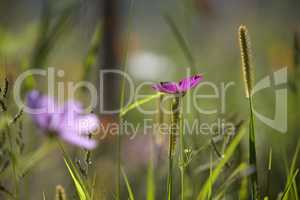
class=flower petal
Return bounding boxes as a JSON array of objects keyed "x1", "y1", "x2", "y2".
[
  {"x1": 178, "y1": 74, "x2": 203, "y2": 92},
  {"x1": 152, "y1": 82, "x2": 179, "y2": 94},
  {"x1": 61, "y1": 114, "x2": 99, "y2": 135},
  {"x1": 26, "y1": 90, "x2": 60, "y2": 130}
]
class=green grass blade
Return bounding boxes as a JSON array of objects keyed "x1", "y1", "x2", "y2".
[
  {"x1": 283, "y1": 140, "x2": 300, "y2": 200},
  {"x1": 121, "y1": 168, "x2": 135, "y2": 200},
  {"x1": 31, "y1": 2, "x2": 77, "y2": 69},
  {"x1": 61, "y1": 145, "x2": 90, "y2": 200},
  {"x1": 248, "y1": 98, "x2": 259, "y2": 199},
  {"x1": 146, "y1": 141, "x2": 155, "y2": 200},
  {"x1": 214, "y1": 162, "x2": 249, "y2": 200},
  {"x1": 83, "y1": 23, "x2": 102, "y2": 81},
  {"x1": 281, "y1": 169, "x2": 299, "y2": 200},
  {"x1": 197, "y1": 123, "x2": 246, "y2": 200},
  {"x1": 238, "y1": 25, "x2": 258, "y2": 199},
  {"x1": 120, "y1": 93, "x2": 162, "y2": 117},
  {"x1": 163, "y1": 13, "x2": 196, "y2": 70},
  {"x1": 64, "y1": 158, "x2": 88, "y2": 200}
]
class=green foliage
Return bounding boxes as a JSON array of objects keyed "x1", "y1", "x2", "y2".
[
  {"x1": 120, "y1": 93, "x2": 162, "y2": 117},
  {"x1": 83, "y1": 23, "x2": 102, "y2": 81},
  {"x1": 121, "y1": 168, "x2": 135, "y2": 200},
  {"x1": 163, "y1": 13, "x2": 196, "y2": 70},
  {"x1": 197, "y1": 123, "x2": 246, "y2": 200},
  {"x1": 62, "y1": 146, "x2": 91, "y2": 200},
  {"x1": 238, "y1": 25, "x2": 259, "y2": 199}
]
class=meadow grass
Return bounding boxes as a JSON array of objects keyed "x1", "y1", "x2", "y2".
[
  {"x1": 0, "y1": 3, "x2": 300, "y2": 200},
  {"x1": 238, "y1": 25, "x2": 259, "y2": 200}
]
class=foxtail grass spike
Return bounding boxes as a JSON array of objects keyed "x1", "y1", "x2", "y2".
[
  {"x1": 239, "y1": 25, "x2": 253, "y2": 98},
  {"x1": 238, "y1": 25, "x2": 259, "y2": 200},
  {"x1": 55, "y1": 185, "x2": 67, "y2": 200}
]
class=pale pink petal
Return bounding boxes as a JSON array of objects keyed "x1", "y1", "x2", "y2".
[{"x1": 178, "y1": 74, "x2": 203, "y2": 92}]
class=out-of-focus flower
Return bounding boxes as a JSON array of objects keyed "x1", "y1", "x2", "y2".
[
  {"x1": 152, "y1": 74, "x2": 203, "y2": 94},
  {"x1": 27, "y1": 90, "x2": 99, "y2": 149}
]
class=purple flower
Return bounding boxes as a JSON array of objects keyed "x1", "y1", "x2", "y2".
[
  {"x1": 27, "y1": 90, "x2": 99, "y2": 149},
  {"x1": 152, "y1": 74, "x2": 203, "y2": 94}
]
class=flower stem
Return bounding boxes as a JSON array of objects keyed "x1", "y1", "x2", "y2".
[
  {"x1": 167, "y1": 131, "x2": 174, "y2": 200},
  {"x1": 167, "y1": 96, "x2": 181, "y2": 200},
  {"x1": 179, "y1": 100, "x2": 184, "y2": 200}
]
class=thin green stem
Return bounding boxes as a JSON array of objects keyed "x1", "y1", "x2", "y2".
[
  {"x1": 248, "y1": 96, "x2": 258, "y2": 199},
  {"x1": 116, "y1": 118, "x2": 122, "y2": 200},
  {"x1": 167, "y1": 96, "x2": 180, "y2": 200},
  {"x1": 179, "y1": 102, "x2": 184, "y2": 200},
  {"x1": 167, "y1": 129, "x2": 174, "y2": 200},
  {"x1": 7, "y1": 127, "x2": 19, "y2": 200}
]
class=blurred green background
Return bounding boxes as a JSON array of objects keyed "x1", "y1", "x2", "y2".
[{"x1": 0, "y1": 0, "x2": 300, "y2": 199}]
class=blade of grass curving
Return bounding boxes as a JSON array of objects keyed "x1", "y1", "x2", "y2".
[
  {"x1": 163, "y1": 13, "x2": 196, "y2": 71},
  {"x1": 214, "y1": 162, "x2": 249, "y2": 200},
  {"x1": 64, "y1": 158, "x2": 89, "y2": 200},
  {"x1": 61, "y1": 145, "x2": 90, "y2": 200},
  {"x1": 284, "y1": 140, "x2": 300, "y2": 200},
  {"x1": 83, "y1": 23, "x2": 103, "y2": 81},
  {"x1": 30, "y1": 0, "x2": 51, "y2": 69},
  {"x1": 30, "y1": 2, "x2": 78, "y2": 69},
  {"x1": 26, "y1": 2, "x2": 78, "y2": 90},
  {"x1": 121, "y1": 168, "x2": 135, "y2": 200},
  {"x1": 197, "y1": 123, "x2": 246, "y2": 200},
  {"x1": 292, "y1": 177, "x2": 299, "y2": 200},
  {"x1": 281, "y1": 169, "x2": 299, "y2": 200},
  {"x1": 238, "y1": 25, "x2": 259, "y2": 199},
  {"x1": 120, "y1": 93, "x2": 162, "y2": 117}
]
